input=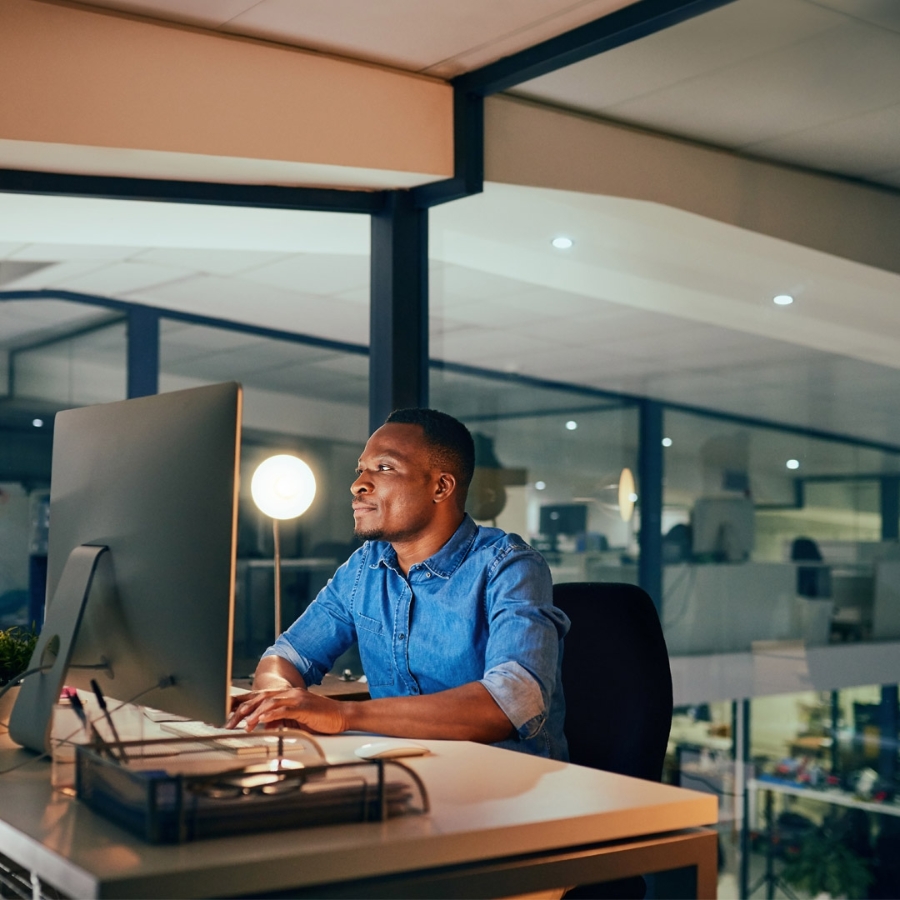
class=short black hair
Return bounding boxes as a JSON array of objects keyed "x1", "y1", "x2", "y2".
[{"x1": 385, "y1": 408, "x2": 475, "y2": 498}]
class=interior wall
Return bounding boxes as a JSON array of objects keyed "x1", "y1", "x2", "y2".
[
  {"x1": 0, "y1": 0, "x2": 453, "y2": 188},
  {"x1": 485, "y1": 94, "x2": 900, "y2": 277}
]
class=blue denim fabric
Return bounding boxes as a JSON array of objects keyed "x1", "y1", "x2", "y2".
[{"x1": 264, "y1": 515, "x2": 570, "y2": 760}]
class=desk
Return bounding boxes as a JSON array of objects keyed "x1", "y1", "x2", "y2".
[{"x1": 0, "y1": 733, "x2": 717, "y2": 899}]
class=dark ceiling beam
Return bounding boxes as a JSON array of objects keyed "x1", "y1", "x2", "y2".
[
  {"x1": 454, "y1": 0, "x2": 736, "y2": 97},
  {"x1": 0, "y1": 168, "x2": 386, "y2": 214},
  {"x1": 412, "y1": 88, "x2": 484, "y2": 208}
]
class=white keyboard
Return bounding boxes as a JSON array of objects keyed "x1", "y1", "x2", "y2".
[{"x1": 159, "y1": 720, "x2": 283, "y2": 754}]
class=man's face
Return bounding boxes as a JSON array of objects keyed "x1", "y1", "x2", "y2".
[{"x1": 351, "y1": 423, "x2": 443, "y2": 543}]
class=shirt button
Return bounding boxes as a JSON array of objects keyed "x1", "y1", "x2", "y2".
[
  {"x1": 426, "y1": 572, "x2": 431, "y2": 578},
  {"x1": 398, "y1": 633, "x2": 406, "y2": 640}
]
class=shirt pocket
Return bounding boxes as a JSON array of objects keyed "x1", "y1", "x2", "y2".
[{"x1": 356, "y1": 613, "x2": 394, "y2": 687}]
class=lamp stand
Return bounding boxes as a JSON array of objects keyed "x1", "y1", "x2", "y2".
[{"x1": 272, "y1": 518, "x2": 281, "y2": 641}]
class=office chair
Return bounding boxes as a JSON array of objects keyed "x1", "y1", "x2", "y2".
[
  {"x1": 791, "y1": 536, "x2": 831, "y2": 598},
  {"x1": 553, "y1": 582, "x2": 673, "y2": 900}
]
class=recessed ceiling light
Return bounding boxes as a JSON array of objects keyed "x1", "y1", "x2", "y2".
[
  {"x1": 551, "y1": 236, "x2": 574, "y2": 250},
  {"x1": 535, "y1": 481, "x2": 546, "y2": 491},
  {"x1": 773, "y1": 294, "x2": 794, "y2": 306},
  {"x1": 662, "y1": 437, "x2": 673, "y2": 447},
  {"x1": 565, "y1": 420, "x2": 578, "y2": 431},
  {"x1": 786, "y1": 459, "x2": 800, "y2": 470},
  {"x1": 628, "y1": 492, "x2": 638, "y2": 503},
  {"x1": 32, "y1": 418, "x2": 43, "y2": 428}
]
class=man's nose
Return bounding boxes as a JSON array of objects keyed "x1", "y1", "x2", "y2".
[{"x1": 351, "y1": 473, "x2": 370, "y2": 495}]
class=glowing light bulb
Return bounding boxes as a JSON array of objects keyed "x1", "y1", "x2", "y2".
[{"x1": 252, "y1": 455, "x2": 316, "y2": 519}]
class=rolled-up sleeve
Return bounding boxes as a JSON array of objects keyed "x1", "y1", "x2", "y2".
[
  {"x1": 262, "y1": 554, "x2": 360, "y2": 686},
  {"x1": 478, "y1": 546, "x2": 569, "y2": 741}
]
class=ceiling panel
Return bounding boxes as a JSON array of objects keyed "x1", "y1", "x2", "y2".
[
  {"x1": 515, "y1": 0, "x2": 844, "y2": 111},
  {"x1": 744, "y1": 102, "x2": 900, "y2": 177},
  {"x1": 79, "y1": 0, "x2": 638, "y2": 76},
  {"x1": 55, "y1": 261, "x2": 193, "y2": 296},
  {"x1": 133, "y1": 248, "x2": 289, "y2": 276},
  {"x1": 240, "y1": 254, "x2": 369, "y2": 296},
  {"x1": 0, "y1": 261, "x2": 111, "y2": 289},
  {"x1": 599, "y1": 20, "x2": 900, "y2": 149},
  {"x1": 76, "y1": 0, "x2": 259, "y2": 28},
  {"x1": 813, "y1": 0, "x2": 900, "y2": 32},
  {"x1": 514, "y1": 0, "x2": 900, "y2": 188}
]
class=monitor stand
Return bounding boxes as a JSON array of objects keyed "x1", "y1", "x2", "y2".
[{"x1": 9, "y1": 545, "x2": 110, "y2": 754}]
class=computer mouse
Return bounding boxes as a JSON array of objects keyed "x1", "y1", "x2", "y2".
[{"x1": 354, "y1": 740, "x2": 429, "y2": 759}]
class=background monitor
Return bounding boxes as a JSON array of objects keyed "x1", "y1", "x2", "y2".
[
  {"x1": 10, "y1": 382, "x2": 241, "y2": 752},
  {"x1": 540, "y1": 504, "x2": 588, "y2": 542}
]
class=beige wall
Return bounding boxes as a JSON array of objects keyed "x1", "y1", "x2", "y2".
[
  {"x1": 0, "y1": 0, "x2": 453, "y2": 189},
  {"x1": 486, "y1": 95, "x2": 900, "y2": 276}
]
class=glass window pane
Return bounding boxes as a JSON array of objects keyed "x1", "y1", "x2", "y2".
[
  {"x1": 431, "y1": 366, "x2": 640, "y2": 584},
  {"x1": 662, "y1": 409, "x2": 900, "y2": 653},
  {"x1": 159, "y1": 321, "x2": 369, "y2": 672}
]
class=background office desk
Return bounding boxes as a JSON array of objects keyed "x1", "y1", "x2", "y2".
[{"x1": 0, "y1": 733, "x2": 717, "y2": 899}]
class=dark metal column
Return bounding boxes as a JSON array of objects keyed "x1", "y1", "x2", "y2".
[
  {"x1": 638, "y1": 400, "x2": 664, "y2": 613},
  {"x1": 127, "y1": 306, "x2": 160, "y2": 398},
  {"x1": 369, "y1": 191, "x2": 428, "y2": 433},
  {"x1": 881, "y1": 475, "x2": 900, "y2": 541},
  {"x1": 880, "y1": 476, "x2": 900, "y2": 780}
]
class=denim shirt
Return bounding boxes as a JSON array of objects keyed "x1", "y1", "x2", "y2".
[{"x1": 264, "y1": 515, "x2": 570, "y2": 760}]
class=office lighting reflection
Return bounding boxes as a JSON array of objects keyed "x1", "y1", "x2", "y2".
[
  {"x1": 773, "y1": 294, "x2": 794, "y2": 306},
  {"x1": 551, "y1": 236, "x2": 574, "y2": 249}
]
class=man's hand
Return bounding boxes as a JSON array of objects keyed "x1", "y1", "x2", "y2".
[{"x1": 226, "y1": 688, "x2": 348, "y2": 734}]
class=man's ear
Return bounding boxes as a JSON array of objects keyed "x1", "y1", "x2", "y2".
[{"x1": 433, "y1": 472, "x2": 458, "y2": 504}]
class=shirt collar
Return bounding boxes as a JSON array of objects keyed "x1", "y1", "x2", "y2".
[{"x1": 369, "y1": 514, "x2": 478, "y2": 579}]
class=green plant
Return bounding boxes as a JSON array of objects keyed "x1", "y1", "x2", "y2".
[
  {"x1": 0, "y1": 627, "x2": 38, "y2": 687},
  {"x1": 782, "y1": 828, "x2": 873, "y2": 898}
]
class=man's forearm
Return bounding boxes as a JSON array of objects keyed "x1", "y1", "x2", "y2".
[
  {"x1": 340, "y1": 682, "x2": 514, "y2": 744},
  {"x1": 252, "y1": 654, "x2": 307, "y2": 690}
]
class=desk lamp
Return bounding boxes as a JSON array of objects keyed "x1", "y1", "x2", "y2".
[{"x1": 251, "y1": 455, "x2": 316, "y2": 640}]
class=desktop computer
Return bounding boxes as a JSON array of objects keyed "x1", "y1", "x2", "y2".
[{"x1": 9, "y1": 382, "x2": 242, "y2": 753}]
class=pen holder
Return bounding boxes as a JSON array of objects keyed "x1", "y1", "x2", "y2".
[{"x1": 51, "y1": 695, "x2": 146, "y2": 793}]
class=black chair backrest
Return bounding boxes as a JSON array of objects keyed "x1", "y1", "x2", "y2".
[{"x1": 553, "y1": 582, "x2": 673, "y2": 782}]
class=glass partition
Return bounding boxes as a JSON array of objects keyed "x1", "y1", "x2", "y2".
[
  {"x1": 0, "y1": 298, "x2": 127, "y2": 629},
  {"x1": 430, "y1": 366, "x2": 640, "y2": 584},
  {"x1": 158, "y1": 320, "x2": 369, "y2": 674},
  {"x1": 661, "y1": 409, "x2": 900, "y2": 655}
]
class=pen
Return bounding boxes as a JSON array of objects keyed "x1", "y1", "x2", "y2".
[
  {"x1": 68, "y1": 692, "x2": 90, "y2": 737},
  {"x1": 90, "y1": 679, "x2": 126, "y2": 763}
]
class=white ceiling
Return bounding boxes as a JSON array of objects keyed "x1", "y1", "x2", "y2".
[
  {"x1": 516, "y1": 0, "x2": 900, "y2": 189},
  {"x1": 76, "y1": 0, "x2": 637, "y2": 78},
  {"x1": 3, "y1": 185, "x2": 900, "y2": 454}
]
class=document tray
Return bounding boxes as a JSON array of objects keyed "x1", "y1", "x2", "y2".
[{"x1": 75, "y1": 738, "x2": 429, "y2": 843}]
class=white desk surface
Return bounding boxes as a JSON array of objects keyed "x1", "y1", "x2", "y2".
[{"x1": 0, "y1": 732, "x2": 717, "y2": 899}]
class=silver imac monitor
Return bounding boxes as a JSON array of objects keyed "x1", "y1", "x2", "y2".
[{"x1": 9, "y1": 382, "x2": 242, "y2": 753}]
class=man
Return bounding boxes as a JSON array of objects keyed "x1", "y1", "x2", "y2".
[{"x1": 228, "y1": 408, "x2": 569, "y2": 759}]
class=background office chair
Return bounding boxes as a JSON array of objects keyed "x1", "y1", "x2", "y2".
[
  {"x1": 791, "y1": 536, "x2": 832, "y2": 599},
  {"x1": 553, "y1": 582, "x2": 674, "y2": 900}
]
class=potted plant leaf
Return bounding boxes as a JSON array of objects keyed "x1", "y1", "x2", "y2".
[
  {"x1": 782, "y1": 815, "x2": 873, "y2": 899},
  {"x1": 0, "y1": 626, "x2": 39, "y2": 723}
]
